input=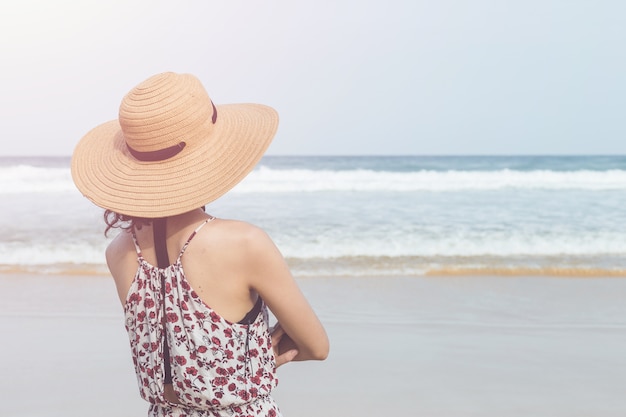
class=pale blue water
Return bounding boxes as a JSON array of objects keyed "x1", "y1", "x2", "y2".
[{"x1": 2, "y1": 155, "x2": 626, "y2": 276}]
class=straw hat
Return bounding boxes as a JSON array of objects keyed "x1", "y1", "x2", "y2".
[{"x1": 71, "y1": 72, "x2": 278, "y2": 218}]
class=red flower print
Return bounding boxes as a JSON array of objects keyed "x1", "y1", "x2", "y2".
[
  {"x1": 128, "y1": 293, "x2": 141, "y2": 303},
  {"x1": 213, "y1": 377, "x2": 228, "y2": 386},
  {"x1": 123, "y1": 245, "x2": 280, "y2": 415}
]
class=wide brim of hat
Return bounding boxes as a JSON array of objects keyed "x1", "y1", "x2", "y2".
[{"x1": 71, "y1": 103, "x2": 278, "y2": 218}]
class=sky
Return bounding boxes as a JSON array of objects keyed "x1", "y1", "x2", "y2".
[{"x1": 0, "y1": 0, "x2": 625, "y2": 156}]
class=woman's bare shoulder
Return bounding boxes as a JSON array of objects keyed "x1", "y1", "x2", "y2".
[
  {"x1": 105, "y1": 230, "x2": 138, "y2": 280},
  {"x1": 104, "y1": 229, "x2": 139, "y2": 306},
  {"x1": 105, "y1": 229, "x2": 135, "y2": 261},
  {"x1": 207, "y1": 218, "x2": 275, "y2": 250}
]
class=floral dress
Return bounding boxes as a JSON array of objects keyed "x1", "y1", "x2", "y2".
[{"x1": 124, "y1": 219, "x2": 282, "y2": 417}]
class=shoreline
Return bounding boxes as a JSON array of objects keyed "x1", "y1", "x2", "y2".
[
  {"x1": 1, "y1": 273, "x2": 625, "y2": 416},
  {"x1": 4, "y1": 264, "x2": 626, "y2": 278}
]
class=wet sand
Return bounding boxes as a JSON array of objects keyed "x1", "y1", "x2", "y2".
[{"x1": 1, "y1": 273, "x2": 625, "y2": 416}]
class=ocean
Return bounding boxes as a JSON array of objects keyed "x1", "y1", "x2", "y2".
[{"x1": 2, "y1": 155, "x2": 626, "y2": 277}]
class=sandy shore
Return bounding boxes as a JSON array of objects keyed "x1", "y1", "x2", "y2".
[{"x1": 1, "y1": 273, "x2": 625, "y2": 417}]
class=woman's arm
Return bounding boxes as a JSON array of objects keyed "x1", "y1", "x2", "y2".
[{"x1": 242, "y1": 225, "x2": 329, "y2": 362}]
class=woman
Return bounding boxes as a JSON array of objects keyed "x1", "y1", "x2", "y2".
[{"x1": 71, "y1": 72, "x2": 329, "y2": 417}]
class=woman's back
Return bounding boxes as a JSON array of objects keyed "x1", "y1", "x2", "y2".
[
  {"x1": 109, "y1": 213, "x2": 280, "y2": 416},
  {"x1": 106, "y1": 209, "x2": 328, "y2": 416},
  {"x1": 107, "y1": 211, "x2": 264, "y2": 323},
  {"x1": 72, "y1": 72, "x2": 328, "y2": 417}
]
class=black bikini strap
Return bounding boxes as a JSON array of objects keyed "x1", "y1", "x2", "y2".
[
  {"x1": 153, "y1": 218, "x2": 169, "y2": 268},
  {"x1": 152, "y1": 217, "x2": 173, "y2": 385},
  {"x1": 238, "y1": 296, "x2": 263, "y2": 325}
]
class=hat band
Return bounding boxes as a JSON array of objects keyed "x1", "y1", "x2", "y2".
[
  {"x1": 211, "y1": 101, "x2": 217, "y2": 124},
  {"x1": 124, "y1": 101, "x2": 216, "y2": 162},
  {"x1": 127, "y1": 141, "x2": 186, "y2": 161}
]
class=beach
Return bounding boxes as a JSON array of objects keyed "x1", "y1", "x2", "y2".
[
  {"x1": 2, "y1": 272, "x2": 625, "y2": 417},
  {"x1": 2, "y1": 155, "x2": 626, "y2": 415}
]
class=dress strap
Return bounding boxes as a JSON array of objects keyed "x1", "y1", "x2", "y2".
[
  {"x1": 177, "y1": 216, "x2": 215, "y2": 261},
  {"x1": 130, "y1": 228, "x2": 143, "y2": 257}
]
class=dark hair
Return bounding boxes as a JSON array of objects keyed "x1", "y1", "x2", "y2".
[
  {"x1": 103, "y1": 206, "x2": 206, "y2": 236},
  {"x1": 104, "y1": 209, "x2": 151, "y2": 237}
]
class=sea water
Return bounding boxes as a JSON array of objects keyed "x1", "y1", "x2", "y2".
[{"x1": 2, "y1": 155, "x2": 626, "y2": 276}]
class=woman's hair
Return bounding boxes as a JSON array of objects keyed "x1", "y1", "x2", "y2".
[
  {"x1": 103, "y1": 206, "x2": 207, "y2": 236},
  {"x1": 104, "y1": 210, "x2": 151, "y2": 237}
]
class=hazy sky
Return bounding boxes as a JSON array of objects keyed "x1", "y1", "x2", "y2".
[{"x1": 1, "y1": 0, "x2": 625, "y2": 156}]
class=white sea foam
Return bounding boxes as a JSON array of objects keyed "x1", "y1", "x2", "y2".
[
  {"x1": 4, "y1": 164, "x2": 626, "y2": 194},
  {"x1": 0, "y1": 165, "x2": 75, "y2": 194},
  {"x1": 236, "y1": 167, "x2": 626, "y2": 192},
  {"x1": 3, "y1": 230, "x2": 626, "y2": 269},
  {"x1": 276, "y1": 230, "x2": 626, "y2": 259},
  {"x1": 0, "y1": 241, "x2": 107, "y2": 265}
]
